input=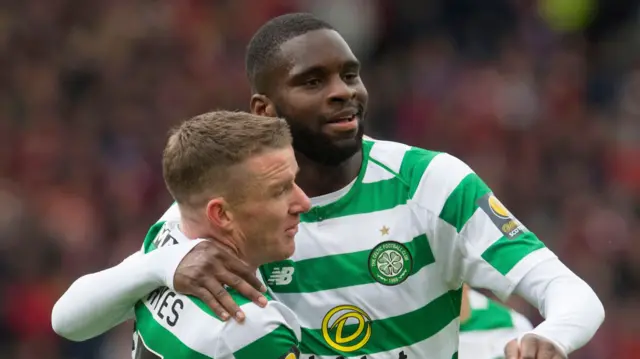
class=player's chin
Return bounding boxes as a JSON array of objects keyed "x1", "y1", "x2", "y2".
[
  {"x1": 274, "y1": 236, "x2": 296, "y2": 261},
  {"x1": 321, "y1": 127, "x2": 362, "y2": 143},
  {"x1": 333, "y1": 126, "x2": 365, "y2": 146}
]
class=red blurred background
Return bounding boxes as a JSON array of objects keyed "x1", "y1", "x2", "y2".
[{"x1": 0, "y1": 0, "x2": 638, "y2": 358}]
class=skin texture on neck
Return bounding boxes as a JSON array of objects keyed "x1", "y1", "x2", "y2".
[{"x1": 180, "y1": 213, "x2": 258, "y2": 273}]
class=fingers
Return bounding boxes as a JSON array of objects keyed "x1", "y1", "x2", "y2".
[
  {"x1": 520, "y1": 335, "x2": 539, "y2": 359},
  {"x1": 535, "y1": 339, "x2": 565, "y2": 359},
  {"x1": 202, "y1": 276, "x2": 247, "y2": 321},
  {"x1": 504, "y1": 339, "x2": 520, "y2": 359},
  {"x1": 226, "y1": 259, "x2": 268, "y2": 293},
  {"x1": 215, "y1": 246, "x2": 268, "y2": 307},
  {"x1": 505, "y1": 335, "x2": 566, "y2": 359},
  {"x1": 192, "y1": 286, "x2": 231, "y2": 321},
  {"x1": 217, "y1": 271, "x2": 268, "y2": 308},
  {"x1": 173, "y1": 240, "x2": 268, "y2": 322}
]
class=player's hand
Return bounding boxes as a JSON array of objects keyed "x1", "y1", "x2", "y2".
[
  {"x1": 504, "y1": 334, "x2": 567, "y2": 359},
  {"x1": 173, "y1": 240, "x2": 268, "y2": 322}
]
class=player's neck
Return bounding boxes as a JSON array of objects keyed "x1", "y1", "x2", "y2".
[
  {"x1": 294, "y1": 149, "x2": 363, "y2": 197},
  {"x1": 180, "y1": 219, "x2": 256, "y2": 271}
]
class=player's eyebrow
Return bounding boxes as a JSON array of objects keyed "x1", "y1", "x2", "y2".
[
  {"x1": 289, "y1": 59, "x2": 361, "y2": 80},
  {"x1": 268, "y1": 166, "x2": 299, "y2": 190},
  {"x1": 289, "y1": 65, "x2": 326, "y2": 81},
  {"x1": 342, "y1": 59, "x2": 361, "y2": 71}
]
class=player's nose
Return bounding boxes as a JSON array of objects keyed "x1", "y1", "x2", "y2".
[
  {"x1": 291, "y1": 184, "x2": 311, "y2": 214},
  {"x1": 327, "y1": 76, "x2": 356, "y2": 103}
]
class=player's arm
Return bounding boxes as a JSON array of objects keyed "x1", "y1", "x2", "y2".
[
  {"x1": 412, "y1": 153, "x2": 604, "y2": 358},
  {"x1": 52, "y1": 227, "x2": 267, "y2": 343},
  {"x1": 217, "y1": 302, "x2": 301, "y2": 359},
  {"x1": 51, "y1": 240, "x2": 203, "y2": 341}
]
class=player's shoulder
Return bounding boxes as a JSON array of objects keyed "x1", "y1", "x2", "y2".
[
  {"x1": 142, "y1": 218, "x2": 183, "y2": 253},
  {"x1": 139, "y1": 202, "x2": 181, "y2": 253},
  {"x1": 136, "y1": 288, "x2": 299, "y2": 358},
  {"x1": 365, "y1": 137, "x2": 414, "y2": 164},
  {"x1": 367, "y1": 138, "x2": 470, "y2": 180},
  {"x1": 215, "y1": 291, "x2": 301, "y2": 358},
  {"x1": 135, "y1": 286, "x2": 228, "y2": 358}
]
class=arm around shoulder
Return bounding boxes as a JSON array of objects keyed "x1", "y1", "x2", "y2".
[{"x1": 51, "y1": 239, "x2": 204, "y2": 341}]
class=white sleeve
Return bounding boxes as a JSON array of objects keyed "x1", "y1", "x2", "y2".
[
  {"x1": 412, "y1": 153, "x2": 555, "y2": 299},
  {"x1": 51, "y1": 239, "x2": 204, "y2": 341},
  {"x1": 513, "y1": 258, "x2": 604, "y2": 356},
  {"x1": 412, "y1": 153, "x2": 603, "y2": 355}
]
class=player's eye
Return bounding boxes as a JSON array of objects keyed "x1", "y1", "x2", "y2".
[
  {"x1": 343, "y1": 72, "x2": 359, "y2": 81},
  {"x1": 283, "y1": 182, "x2": 295, "y2": 195},
  {"x1": 304, "y1": 78, "x2": 321, "y2": 88},
  {"x1": 273, "y1": 183, "x2": 292, "y2": 197}
]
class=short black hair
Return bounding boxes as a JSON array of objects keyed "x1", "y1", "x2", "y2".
[{"x1": 245, "y1": 13, "x2": 334, "y2": 94}]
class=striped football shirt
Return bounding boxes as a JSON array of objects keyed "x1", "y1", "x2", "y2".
[
  {"x1": 132, "y1": 221, "x2": 301, "y2": 359},
  {"x1": 147, "y1": 138, "x2": 554, "y2": 358}
]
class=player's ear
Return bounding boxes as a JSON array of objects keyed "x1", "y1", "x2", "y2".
[
  {"x1": 205, "y1": 198, "x2": 234, "y2": 230},
  {"x1": 250, "y1": 94, "x2": 277, "y2": 117}
]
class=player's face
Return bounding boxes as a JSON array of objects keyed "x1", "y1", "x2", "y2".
[
  {"x1": 260, "y1": 29, "x2": 368, "y2": 166},
  {"x1": 230, "y1": 147, "x2": 310, "y2": 264}
]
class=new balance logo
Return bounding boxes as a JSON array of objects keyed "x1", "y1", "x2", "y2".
[{"x1": 268, "y1": 267, "x2": 295, "y2": 285}]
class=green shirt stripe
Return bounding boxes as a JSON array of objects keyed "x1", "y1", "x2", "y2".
[
  {"x1": 459, "y1": 299, "x2": 514, "y2": 332},
  {"x1": 302, "y1": 143, "x2": 440, "y2": 223},
  {"x1": 436, "y1": 168, "x2": 547, "y2": 276},
  {"x1": 400, "y1": 147, "x2": 441, "y2": 198},
  {"x1": 302, "y1": 176, "x2": 411, "y2": 223},
  {"x1": 143, "y1": 220, "x2": 166, "y2": 252},
  {"x1": 135, "y1": 304, "x2": 211, "y2": 359},
  {"x1": 302, "y1": 141, "x2": 373, "y2": 223},
  {"x1": 136, "y1": 221, "x2": 299, "y2": 359},
  {"x1": 300, "y1": 288, "x2": 462, "y2": 356},
  {"x1": 144, "y1": 140, "x2": 547, "y2": 359},
  {"x1": 481, "y1": 233, "x2": 546, "y2": 275},
  {"x1": 261, "y1": 233, "x2": 435, "y2": 294},
  {"x1": 439, "y1": 173, "x2": 491, "y2": 232}
]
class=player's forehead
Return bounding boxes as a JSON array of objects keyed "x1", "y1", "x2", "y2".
[
  {"x1": 279, "y1": 29, "x2": 359, "y2": 77},
  {"x1": 242, "y1": 147, "x2": 298, "y2": 184}
]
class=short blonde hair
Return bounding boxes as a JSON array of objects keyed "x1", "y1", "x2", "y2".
[{"x1": 162, "y1": 110, "x2": 292, "y2": 207}]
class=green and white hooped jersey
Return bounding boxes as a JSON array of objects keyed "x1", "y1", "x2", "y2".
[
  {"x1": 132, "y1": 221, "x2": 301, "y2": 359},
  {"x1": 458, "y1": 290, "x2": 533, "y2": 359},
  {"x1": 150, "y1": 138, "x2": 554, "y2": 359}
]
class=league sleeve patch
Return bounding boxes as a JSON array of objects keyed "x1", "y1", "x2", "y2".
[
  {"x1": 278, "y1": 345, "x2": 300, "y2": 359},
  {"x1": 476, "y1": 193, "x2": 527, "y2": 239}
]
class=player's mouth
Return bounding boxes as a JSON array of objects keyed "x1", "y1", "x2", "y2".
[
  {"x1": 285, "y1": 222, "x2": 300, "y2": 237},
  {"x1": 324, "y1": 108, "x2": 361, "y2": 132}
]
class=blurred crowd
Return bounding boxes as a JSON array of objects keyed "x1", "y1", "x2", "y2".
[{"x1": 0, "y1": 0, "x2": 639, "y2": 358}]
